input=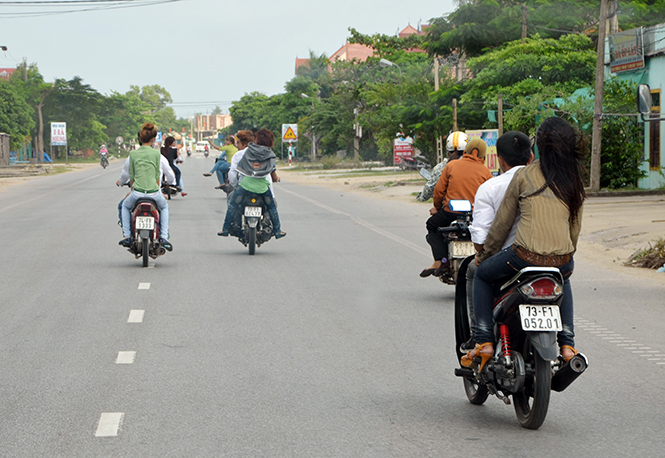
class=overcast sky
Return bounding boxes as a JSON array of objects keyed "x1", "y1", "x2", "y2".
[{"x1": 0, "y1": 0, "x2": 456, "y2": 119}]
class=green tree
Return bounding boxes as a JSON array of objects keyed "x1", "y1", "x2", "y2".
[
  {"x1": 9, "y1": 63, "x2": 53, "y2": 155},
  {"x1": 0, "y1": 80, "x2": 35, "y2": 150}
]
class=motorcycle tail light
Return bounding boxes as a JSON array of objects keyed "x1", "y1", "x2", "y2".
[{"x1": 520, "y1": 278, "x2": 562, "y2": 299}]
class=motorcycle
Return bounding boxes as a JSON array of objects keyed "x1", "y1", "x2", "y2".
[
  {"x1": 454, "y1": 257, "x2": 589, "y2": 429},
  {"x1": 399, "y1": 154, "x2": 430, "y2": 171},
  {"x1": 127, "y1": 198, "x2": 167, "y2": 267},
  {"x1": 161, "y1": 180, "x2": 182, "y2": 200},
  {"x1": 100, "y1": 155, "x2": 109, "y2": 169},
  {"x1": 228, "y1": 191, "x2": 274, "y2": 255},
  {"x1": 437, "y1": 199, "x2": 476, "y2": 285}
]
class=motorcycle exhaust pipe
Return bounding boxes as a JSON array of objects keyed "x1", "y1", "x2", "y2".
[{"x1": 551, "y1": 353, "x2": 588, "y2": 392}]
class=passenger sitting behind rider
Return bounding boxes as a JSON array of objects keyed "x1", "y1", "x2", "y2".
[
  {"x1": 217, "y1": 128, "x2": 286, "y2": 239},
  {"x1": 462, "y1": 117, "x2": 585, "y2": 368},
  {"x1": 420, "y1": 138, "x2": 492, "y2": 278},
  {"x1": 119, "y1": 122, "x2": 173, "y2": 251}
]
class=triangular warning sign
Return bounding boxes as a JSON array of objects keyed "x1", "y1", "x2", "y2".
[{"x1": 283, "y1": 127, "x2": 297, "y2": 140}]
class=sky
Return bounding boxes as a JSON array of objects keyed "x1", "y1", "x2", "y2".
[{"x1": 0, "y1": 0, "x2": 456, "y2": 119}]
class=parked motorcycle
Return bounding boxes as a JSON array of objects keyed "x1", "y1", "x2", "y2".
[
  {"x1": 400, "y1": 154, "x2": 430, "y2": 171},
  {"x1": 100, "y1": 155, "x2": 109, "y2": 169},
  {"x1": 127, "y1": 199, "x2": 167, "y2": 267},
  {"x1": 437, "y1": 199, "x2": 476, "y2": 285},
  {"x1": 453, "y1": 257, "x2": 588, "y2": 429},
  {"x1": 228, "y1": 191, "x2": 274, "y2": 255}
]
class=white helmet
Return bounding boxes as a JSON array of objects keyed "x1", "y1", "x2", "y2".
[{"x1": 446, "y1": 131, "x2": 468, "y2": 152}]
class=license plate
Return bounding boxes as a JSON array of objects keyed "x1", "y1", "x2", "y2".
[
  {"x1": 244, "y1": 206, "x2": 262, "y2": 217},
  {"x1": 450, "y1": 240, "x2": 475, "y2": 257},
  {"x1": 519, "y1": 305, "x2": 563, "y2": 331},
  {"x1": 135, "y1": 216, "x2": 155, "y2": 230}
]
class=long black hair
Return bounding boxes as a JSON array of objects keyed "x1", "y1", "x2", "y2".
[{"x1": 534, "y1": 117, "x2": 586, "y2": 223}]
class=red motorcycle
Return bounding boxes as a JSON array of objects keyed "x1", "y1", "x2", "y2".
[{"x1": 128, "y1": 200, "x2": 167, "y2": 267}]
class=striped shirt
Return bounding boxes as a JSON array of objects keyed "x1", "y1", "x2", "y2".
[{"x1": 478, "y1": 160, "x2": 583, "y2": 263}]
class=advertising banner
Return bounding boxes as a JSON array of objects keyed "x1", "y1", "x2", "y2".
[
  {"x1": 466, "y1": 129, "x2": 499, "y2": 176},
  {"x1": 393, "y1": 135, "x2": 413, "y2": 164},
  {"x1": 51, "y1": 122, "x2": 67, "y2": 146},
  {"x1": 609, "y1": 27, "x2": 645, "y2": 73}
]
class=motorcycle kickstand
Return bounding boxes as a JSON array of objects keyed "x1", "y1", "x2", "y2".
[{"x1": 486, "y1": 383, "x2": 511, "y2": 405}]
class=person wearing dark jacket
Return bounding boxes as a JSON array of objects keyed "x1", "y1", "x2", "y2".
[{"x1": 217, "y1": 129, "x2": 286, "y2": 239}]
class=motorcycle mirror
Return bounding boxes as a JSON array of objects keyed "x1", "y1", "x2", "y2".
[
  {"x1": 449, "y1": 199, "x2": 472, "y2": 212},
  {"x1": 419, "y1": 167, "x2": 431, "y2": 180}
]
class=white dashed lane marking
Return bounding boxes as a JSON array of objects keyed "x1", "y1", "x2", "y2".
[
  {"x1": 127, "y1": 310, "x2": 145, "y2": 323},
  {"x1": 95, "y1": 412, "x2": 124, "y2": 437},
  {"x1": 577, "y1": 317, "x2": 664, "y2": 367},
  {"x1": 116, "y1": 351, "x2": 136, "y2": 364},
  {"x1": 138, "y1": 283, "x2": 150, "y2": 290}
]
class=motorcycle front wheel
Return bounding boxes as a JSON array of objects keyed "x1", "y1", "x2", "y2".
[
  {"x1": 513, "y1": 341, "x2": 551, "y2": 429},
  {"x1": 141, "y1": 239, "x2": 149, "y2": 267},
  {"x1": 248, "y1": 226, "x2": 256, "y2": 255}
]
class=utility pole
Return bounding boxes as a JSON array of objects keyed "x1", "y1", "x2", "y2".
[
  {"x1": 434, "y1": 57, "x2": 444, "y2": 164},
  {"x1": 353, "y1": 107, "x2": 361, "y2": 160},
  {"x1": 452, "y1": 98, "x2": 458, "y2": 132},
  {"x1": 23, "y1": 57, "x2": 27, "y2": 82},
  {"x1": 590, "y1": 0, "x2": 609, "y2": 192},
  {"x1": 522, "y1": 4, "x2": 528, "y2": 41},
  {"x1": 498, "y1": 93, "x2": 504, "y2": 136}
]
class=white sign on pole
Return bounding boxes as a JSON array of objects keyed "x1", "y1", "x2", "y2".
[
  {"x1": 51, "y1": 122, "x2": 67, "y2": 146},
  {"x1": 282, "y1": 124, "x2": 298, "y2": 142}
]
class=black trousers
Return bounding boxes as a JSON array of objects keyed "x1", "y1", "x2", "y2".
[{"x1": 426, "y1": 208, "x2": 458, "y2": 261}]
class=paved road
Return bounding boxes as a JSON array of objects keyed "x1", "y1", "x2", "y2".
[{"x1": 0, "y1": 156, "x2": 664, "y2": 457}]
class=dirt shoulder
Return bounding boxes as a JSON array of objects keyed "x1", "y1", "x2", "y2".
[
  {"x1": 0, "y1": 163, "x2": 97, "y2": 191},
  {"x1": 280, "y1": 168, "x2": 665, "y2": 283}
]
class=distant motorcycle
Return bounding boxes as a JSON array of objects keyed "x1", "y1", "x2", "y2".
[
  {"x1": 437, "y1": 199, "x2": 476, "y2": 285},
  {"x1": 100, "y1": 155, "x2": 109, "y2": 169},
  {"x1": 228, "y1": 191, "x2": 274, "y2": 255},
  {"x1": 400, "y1": 154, "x2": 430, "y2": 171}
]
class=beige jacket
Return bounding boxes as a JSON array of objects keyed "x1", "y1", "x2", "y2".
[{"x1": 478, "y1": 161, "x2": 582, "y2": 263}]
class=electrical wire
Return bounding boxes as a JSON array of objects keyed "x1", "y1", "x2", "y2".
[{"x1": 0, "y1": 0, "x2": 186, "y2": 18}]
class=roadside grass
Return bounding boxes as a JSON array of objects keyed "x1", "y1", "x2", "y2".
[{"x1": 625, "y1": 238, "x2": 665, "y2": 269}]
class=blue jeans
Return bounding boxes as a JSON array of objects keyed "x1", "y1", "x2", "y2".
[
  {"x1": 121, "y1": 190, "x2": 170, "y2": 239},
  {"x1": 210, "y1": 160, "x2": 230, "y2": 185},
  {"x1": 221, "y1": 187, "x2": 281, "y2": 234},
  {"x1": 473, "y1": 246, "x2": 575, "y2": 348}
]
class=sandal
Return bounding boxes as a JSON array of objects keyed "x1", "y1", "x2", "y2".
[
  {"x1": 461, "y1": 342, "x2": 493, "y2": 372},
  {"x1": 274, "y1": 231, "x2": 287, "y2": 239}
]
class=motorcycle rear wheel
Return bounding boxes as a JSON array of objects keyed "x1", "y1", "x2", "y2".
[
  {"x1": 141, "y1": 239, "x2": 149, "y2": 267},
  {"x1": 513, "y1": 341, "x2": 551, "y2": 429},
  {"x1": 463, "y1": 377, "x2": 489, "y2": 405},
  {"x1": 248, "y1": 226, "x2": 256, "y2": 255}
]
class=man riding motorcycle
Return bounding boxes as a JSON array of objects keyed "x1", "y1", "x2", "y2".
[
  {"x1": 118, "y1": 122, "x2": 173, "y2": 251},
  {"x1": 417, "y1": 132, "x2": 466, "y2": 202},
  {"x1": 420, "y1": 138, "x2": 492, "y2": 278}
]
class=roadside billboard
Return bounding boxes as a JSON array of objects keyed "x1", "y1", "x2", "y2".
[
  {"x1": 609, "y1": 27, "x2": 645, "y2": 73},
  {"x1": 393, "y1": 135, "x2": 413, "y2": 164},
  {"x1": 466, "y1": 129, "x2": 499, "y2": 176},
  {"x1": 51, "y1": 122, "x2": 67, "y2": 146}
]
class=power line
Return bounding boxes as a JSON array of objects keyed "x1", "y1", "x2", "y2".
[{"x1": 0, "y1": 0, "x2": 185, "y2": 18}]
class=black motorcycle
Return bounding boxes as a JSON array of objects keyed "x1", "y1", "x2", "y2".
[
  {"x1": 100, "y1": 155, "x2": 109, "y2": 169},
  {"x1": 161, "y1": 181, "x2": 182, "y2": 200},
  {"x1": 228, "y1": 191, "x2": 274, "y2": 255},
  {"x1": 437, "y1": 199, "x2": 476, "y2": 285},
  {"x1": 454, "y1": 258, "x2": 588, "y2": 429}
]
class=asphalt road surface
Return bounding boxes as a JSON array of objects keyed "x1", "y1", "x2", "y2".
[{"x1": 0, "y1": 156, "x2": 664, "y2": 457}]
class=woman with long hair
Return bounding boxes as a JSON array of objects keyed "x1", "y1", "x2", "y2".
[
  {"x1": 462, "y1": 117, "x2": 586, "y2": 369},
  {"x1": 161, "y1": 136, "x2": 186, "y2": 196}
]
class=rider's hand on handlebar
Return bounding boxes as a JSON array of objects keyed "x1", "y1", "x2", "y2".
[
  {"x1": 116, "y1": 180, "x2": 120, "y2": 187},
  {"x1": 429, "y1": 206, "x2": 438, "y2": 216}
]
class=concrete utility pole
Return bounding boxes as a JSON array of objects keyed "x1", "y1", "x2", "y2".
[
  {"x1": 434, "y1": 57, "x2": 444, "y2": 164},
  {"x1": 452, "y1": 99, "x2": 458, "y2": 131},
  {"x1": 590, "y1": 0, "x2": 609, "y2": 192},
  {"x1": 23, "y1": 57, "x2": 27, "y2": 82},
  {"x1": 498, "y1": 93, "x2": 504, "y2": 136}
]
